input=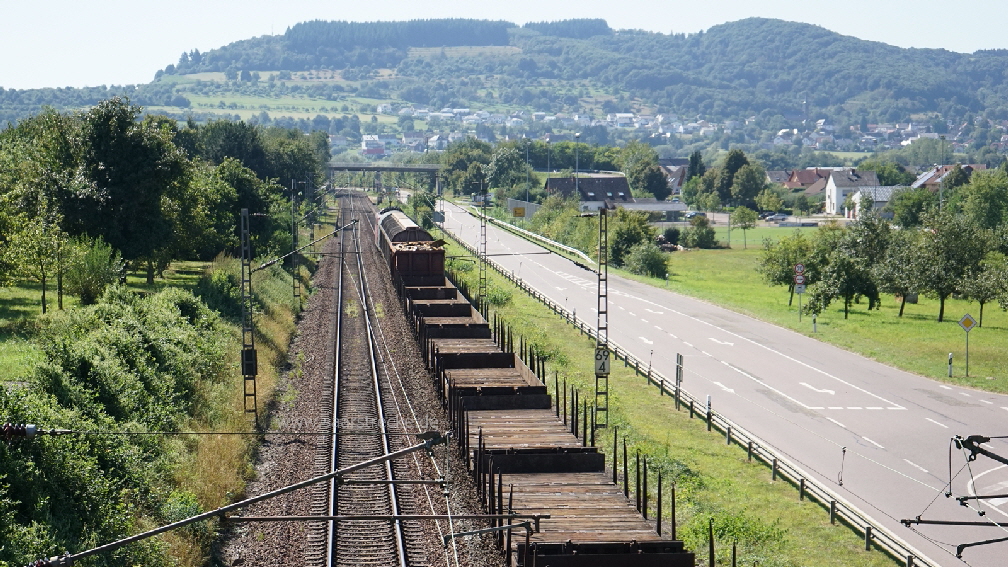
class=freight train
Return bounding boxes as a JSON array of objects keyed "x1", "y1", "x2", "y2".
[{"x1": 375, "y1": 206, "x2": 694, "y2": 566}]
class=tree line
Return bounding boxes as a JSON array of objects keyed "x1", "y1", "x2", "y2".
[
  {"x1": 759, "y1": 176, "x2": 1008, "y2": 322},
  {"x1": 0, "y1": 96, "x2": 329, "y2": 312}
]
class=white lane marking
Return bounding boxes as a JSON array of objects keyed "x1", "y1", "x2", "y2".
[
  {"x1": 807, "y1": 406, "x2": 824, "y2": 409},
  {"x1": 712, "y1": 381, "x2": 736, "y2": 393},
  {"x1": 863, "y1": 436, "x2": 885, "y2": 449},
  {"x1": 904, "y1": 459, "x2": 929, "y2": 473},
  {"x1": 556, "y1": 286, "x2": 566, "y2": 291},
  {"x1": 848, "y1": 407, "x2": 863, "y2": 410},
  {"x1": 615, "y1": 293, "x2": 907, "y2": 409},
  {"x1": 1003, "y1": 407, "x2": 1008, "y2": 412},
  {"x1": 629, "y1": 312, "x2": 636, "y2": 316},
  {"x1": 960, "y1": 392, "x2": 972, "y2": 397},
  {"x1": 939, "y1": 385, "x2": 953, "y2": 390},
  {"x1": 866, "y1": 407, "x2": 883, "y2": 410},
  {"x1": 925, "y1": 417, "x2": 949, "y2": 429},
  {"x1": 709, "y1": 337, "x2": 734, "y2": 346},
  {"x1": 701, "y1": 350, "x2": 711, "y2": 356},
  {"x1": 645, "y1": 308, "x2": 664, "y2": 315},
  {"x1": 618, "y1": 306, "x2": 625, "y2": 310},
  {"x1": 640, "y1": 337, "x2": 654, "y2": 345},
  {"x1": 683, "y1": 341, "x2": 693, "y2": 348},
  {"x1": 669, "y1": 333, "x2": 679, "y2": 339},
  {"x1": 654, "y1": 326, "x2": 663, "y2": 331},
  {"x1": 720, "y1": 361, "x2": 813, "y2": 409},
  {"x1": 641, "y1": 318, "x2": 649, "y2": 323},
  {"x1": 827, "y1": 417, "x2": 846, "y2": 428},
  {"x1": 828, "y1": 406, "x2": 844, "y2": 410},
  {"x1": 982, "y1": 400, "x2": 993, "y2": 405},
  {"x1": 800, "y1": 382, "x2": 835, "y2": 395},
  {"x1": 967, "y1": 465, "x2": 1008, "y2": 519}
]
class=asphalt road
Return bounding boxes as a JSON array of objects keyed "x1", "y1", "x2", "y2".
[{"x1": 439, "y1": 200, "x2": 1008, "y2": 567}]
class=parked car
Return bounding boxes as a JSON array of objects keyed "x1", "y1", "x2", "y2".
[
  {"x1": 758, "y1": 211, "x2": 774, "y2": 220},
  {"x1": 685, "y1": 211, "x2": 706, "y2": 219},
  {"x1": 766, "y1": 213, "x2": 788, "y2": 222}
]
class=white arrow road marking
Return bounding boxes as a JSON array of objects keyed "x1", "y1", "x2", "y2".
[
  {"x1": 862, "y1": 436, "x2": 885, "y2": 449},
  {"x1": 827, "y1": 417, "x2": 846, "y2": 428},
  {"x1": 639, "y1": 337, "x2": 653, "y2": 345},
  {"x1": 925, "y1": 417, "x2": 949, "y2": 429},
  {"x1": 800, "y1": 382, "x2": 835, "y2": 395},
  {"x1": 721, "y1": 362, "x2": 815, "y2": 409},
  {"x1": 904, "y1": 459, "x2": 929, "y2": 474},
  {"x1": 712, "y1": 381, "x2": 735, "y2": 393},
  {"x1": 645, "y1": 308, "x2": 664, "y2": 315},
  {"x1": 709, "y1": 338, "x2": 734, "y2": 346}
]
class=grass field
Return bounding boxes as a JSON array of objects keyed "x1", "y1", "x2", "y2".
[
  {"x1": 614, "y1": 245, "x2": 1008, "y2": 391},
  {"x1": 436, "y1": 227, "x2": 898, "y2": 567}
]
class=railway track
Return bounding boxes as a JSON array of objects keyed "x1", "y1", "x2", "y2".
[{"x1": 306, "y1": 191, "x2": 464, "y2": 567}]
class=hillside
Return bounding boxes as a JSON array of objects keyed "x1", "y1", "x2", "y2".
[{"x1": 4, "y1": 17, "x2": 1008, "y2": 164}]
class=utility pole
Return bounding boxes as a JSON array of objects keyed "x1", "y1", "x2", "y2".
[
  {"x1": 939, "y1": 134, "x2": 946, "y2": 214},
  {"x1": 595, "y1": 208, "x2": 610, "y2": 429},
  {"x1": 292, "y1": 181, "x2": 302, "y2": 311},
  {"x1": 240, "y1": 209, "x2": 259, "y2": 427},
  {"x1": 575, "y1": 132, "x2": 581, "y2": 196},
  {"x1": 479, "y1": 176, "x2": 488, "y2": 305}
]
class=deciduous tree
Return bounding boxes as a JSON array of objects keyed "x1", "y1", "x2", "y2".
[{"x1": 730, "y1": 206, "x2": 758, "y2": 249}]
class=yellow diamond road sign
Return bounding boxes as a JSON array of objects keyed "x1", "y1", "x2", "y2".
[{"x1": 959, "y1": 314, "x2": 977, "y2": 333}]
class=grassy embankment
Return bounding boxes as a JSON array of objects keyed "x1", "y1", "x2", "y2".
[
  {"x1": 0, "y1": 211, "x2": 329, "y2": 565},
  {"x1": 431, "y1": 225, "x2": 897, "y2": 567}
]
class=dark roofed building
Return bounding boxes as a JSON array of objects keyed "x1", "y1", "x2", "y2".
[
  {"x1": 766, "y1": 170, "x2": 791, "y2": 185},
  {"x1": 545, "y1": 175, "x2": 633, "y2": 210}
]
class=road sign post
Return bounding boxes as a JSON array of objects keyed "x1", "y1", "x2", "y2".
[
  {"x1": 794, "y1": 264, "x2": 806, "y2": 322},
  {"x1": 958, "y1": 314, "x2": 976, "y2": 377}
]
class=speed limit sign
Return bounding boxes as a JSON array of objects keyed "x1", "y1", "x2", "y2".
[{"x1": 595, "y1": 347, "x2": 611, "y2": 375}]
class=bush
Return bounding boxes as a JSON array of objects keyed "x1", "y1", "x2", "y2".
[
  {"x1": 625, "y1": 241, "x2": 668, "y2": 279},
  {"x1": 194, "y1": 267, "x2": 243, "y2": 321},
  {"x1": 65, "y1": 236, "x2": 125, "y2": 305},
  {"x1": 682, "y1": 216, "x2": 717, "y2": 248},
  {"x1": 662, "y1": 227, "x2": 680, "y2": 246},
  {"x1": 0, "y1": 286, "x2": 228, "y2": 567}
]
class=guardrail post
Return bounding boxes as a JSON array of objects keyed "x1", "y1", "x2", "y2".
[
  {"x1": 689, "y1": 400, "x2": 694, "y2": 419},
  {"x1": 657, "y1": 470, "x2": 662, "y2": 535},
  {"x1": 906, "y1": 554, "x2": 915, "y2": 567},
  {"x1": 613, "y1": 426, "x2": 618, "y2": 484},
  {"x1": 636, "y1": 450, "x2": 641, "y2": 512},
  {"x1": 643, "y1": 455, "x2": 648, "y2": 519},
  {"x1": 726, "y1": 425, "x2": 732, "y2": 445},
  {"x1": 747, "y1": 441, "x2": 753, "y2": 462},
  {"x1": 772, "y1": 458, "x2": 778, "y2": 481},
  {"x1": 623, "y1": 438, "x2": 629, "y2": 498},
  {"x1": 830, "y1": 501, "x2": 836, "y2": 524},
  {"x1": 799, "y1": 478, "x2": 805, "y2": 501},
  {"x1": 865, "y1": 525, "x2": 872, "y2": 551}
]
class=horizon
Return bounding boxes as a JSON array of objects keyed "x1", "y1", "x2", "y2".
[{"x1": 4, "y1": 0, "x2": 1008, "y2": 91}]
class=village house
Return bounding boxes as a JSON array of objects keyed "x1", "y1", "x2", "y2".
[
  {"x1": 824, "y1": 169, "x2": 882, "y2": 215},
  {"x1": 911, "y1": 164, "x2": 987, "y2": 191}
]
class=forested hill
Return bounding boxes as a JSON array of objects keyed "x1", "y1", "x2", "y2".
[
  {"x1": 162, "y1": 17, "x2": 1008, "y2": 122},
  {"x1": 6, "y1": 17, "x2": 1008, "y2": 128}
]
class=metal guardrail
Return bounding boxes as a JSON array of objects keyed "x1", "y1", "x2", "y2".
[
  {"x1": 465, "y1": 207, "x2": 598, "y2": 269},
  {"x1": 444, "y1": 223, "x2": 940, "y2": 567}
]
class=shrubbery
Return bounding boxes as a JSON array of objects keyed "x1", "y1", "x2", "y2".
[{"x1": 0, "y1": 286, "x2": 229, "y2": 566}]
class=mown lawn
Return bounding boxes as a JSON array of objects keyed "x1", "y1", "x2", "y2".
[
  {"x1": 616, "y1": 245, "x2": 1008, "y2": 391},
  {"x1": 437, "y1": 230, "x2": 899, "y2": 567}
]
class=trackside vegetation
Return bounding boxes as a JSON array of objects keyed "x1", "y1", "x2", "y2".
[{"x1": 431, "y1": 225, "x2": 896, "y2": 567}]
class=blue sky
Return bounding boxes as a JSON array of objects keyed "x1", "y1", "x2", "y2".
[{"x1": 2, "y1": 0, "x2": 1006, "y2": 90}]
